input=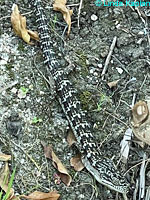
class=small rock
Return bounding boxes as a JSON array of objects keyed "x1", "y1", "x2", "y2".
[
  {"x1": 80, "y1": 17, "x2": 86, "y2": 24},
  {"x1": 113, "y1": 8, "x2": 121, "y2": 16},
  {"x1": 79, "y1": 194, "x2": 85, "y2": 199},
  {"x1": 0, "y1": 60, "x2": 7, "y2": 65},
  {"x1": 91, "y1": 14, "x2": 98, "y2": 21},
  {"x1": 11, "y1": 87, "x2": 17, "y2": 94},
  {"x1": 131, "y1": 12, "x2": 139, "y2": 19},
  {"x1": 116, "y1": 24, "x2": 120, "y2": 29},
  {"x1": 86, "y1": 59, "x2": 89, "y2": 65},
  {"x1": 98, "y1": 63, "x2": 103, "y2": 68},
  {"x1": 82, "y1": 11, "x2": 86, "y2": 16},
  {"x1": 89, "y1": 68, "x2": 94, "y2": 74},
  {"x1": 137, "y1": 38, "x2": 144, "y2": 45},
  {"x1": 116, "y1": 67, "x2": 123, "y2": 74},
  {"x1": 20, "y1": 159, "x2": 25, "y2": 164},
  {"x1": 132, "y1": 47, "x2": 144, "y2": 59},
  {"x1": 138, "y1": 31, "x2": 144, "y2": 35},
  {"x1": 94, "y1": 72, "x2": 98, "y2": 76}
]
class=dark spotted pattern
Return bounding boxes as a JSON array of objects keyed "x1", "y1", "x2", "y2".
[{"x1": 30, "y1": 0, "x2": 129, "y2": 193}]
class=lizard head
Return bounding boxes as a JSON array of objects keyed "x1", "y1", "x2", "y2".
[{"x1": 83, "y1": 156, "x2": 129, "y2": 193}]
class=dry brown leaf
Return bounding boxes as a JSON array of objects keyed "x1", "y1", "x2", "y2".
[
  {"x1": 42, "y1": 143, "x2": 72, "y2": 186},
  {"x1": 27, "y1": 30, "x2": 39, "y2": 41},
  {"x1": 20, "y1": 191, "x2": 60, "y2": 200},
  {"x1": 10, "y1": 196, "x2": 21, "y2": 200},
  {"x1": 132, "y1": 101, "x2": 149, "y2": 127},
  {"x1": 53, "y1": 0, "x2": 73, "y2": 35},
  {"x1": 67, "y1": 130, "x2": 76, "y2": 146},
  {"x1": 131, "y1": 100, "x2": 150, "y2": 146},
  {"x1": 0, "y1": 154, "x2": 11, "y2": 161},
  {"x1": 107, "y1": 79, "x2": 120, "y2": 88},
  {"x1": 70, "y1": 154, "x2": 84, "y2": 172},
  {"x1": 0, "y1": 162, "x2": 14, "y2": 199},
  {"x1": 7, "y1": 192, "x2": 16, "y2": 200},
  {"x1": 11, "y1": 4, "x2": 39, "y2": 44}
]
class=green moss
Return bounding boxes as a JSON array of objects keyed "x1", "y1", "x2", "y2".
[
  {"x1": 97, "y1": 93, "x2": 110, "y2": 111},
  {"x1": 5, "y1": 63, "x2": 13, "y2": 70},
  {"x1": 80, "y1": 91, "x2": 92, "y2": 110},
  {"x1": 31, "y1": 117, "x2": 43, "y2": 124},
  {"x1": 76, "y1": 50, "x2": 88, "y2": 77},
  {"x1": 0, "y1": 0, "x2": 5, "y2": 5},
  {"x1": 18, "y1": 41, "x2": 25, "y2": 51},
  {"x1": 5, "y1": 64, "x2": 15, "y2": 79},
  {"x1": 50, "y1": 15, "x2": 58, "y2": 31}
]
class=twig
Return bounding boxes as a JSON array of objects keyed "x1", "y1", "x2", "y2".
[
  {"x1": 0, "y1": 15, "x2": 11, "y2": 21},
  {"x1": 135, "y1": 7, "x2": 150, "y2": 46},
  {"x1": 112, "y1": 55, "x2": 130, "y2": 75},
  {"x1": 139, "y1": 153, "x2": 146, "y2": 199},
  {"x1": 101, "y1": 36, "x2": 117, "y2": 79},
  {"x1": 131, "y1": 93, "x2": 136, "y2": 108},
  {"x1": 139, "y1": 74, "x2": 148, "y2": 91},
  {"x1": 133, "y1": 179, "x2": 139, "y2": 200},
  {"x1": 77, "y1": 0, "x2": 83, "y2": 28},
  {"x1": 67, "y1": 3, "x2": 80, "y2": 7},
  {"x1": 124, "y1": 158, "x2": 150, "y2": 175},
  {"x1": 0, "y1": 80, "x2": 18, "y2": 93},
  {"x1": 145, "y1": 186, "x2": 150, "y2": 200},
  {"x1": 119, "y1": 128, "x2": 132, "y2": 164},
  {"x1": 105, "y1": 110, "x2": 129, "y2": 127},
  {"x1": 123, "y1": 193, "x2": 128, "y2": 200},
  {"x1": 11, "y1": 140, "x2": 40, "y2": 170}
]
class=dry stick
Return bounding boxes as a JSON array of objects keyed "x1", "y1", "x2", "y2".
[
  {"x1": 101, "y1": 36, "x2": 117, "y2": 80},
  {"x1": 0, "y1": 80, "x2": 18, "y2": 93},
  {"x1": 0, "y1": 11, "x2": 32, "y2": 21},
  {"x1": 139, "y1": 153, "x2": 146, "y2": 199},
  {"x1": 133, "y1": 179, "x2": 139, "y2": 200},
  {"x1": 77, "y1": 0, "x2": 83, "y2": 28},
  {"x1": 105, "y1": 110, "x2": 128, "y2": 127},
  {"x1": 135, "y1": 7, "x2": 150, "y2": 46},
  {"x1": 145, "y1": 186, "x2": 150, "y2": 200},
  {"x1": 124, "y1": 158, "x2": 150, "y2": 175},
  {"x1": 11, "y1": 140, "x2": 40, "y2": 170}
]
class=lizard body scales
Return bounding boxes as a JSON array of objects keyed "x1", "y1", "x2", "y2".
[{"x1": 29, "y1": 0, "x2": 129, "y2": 194}]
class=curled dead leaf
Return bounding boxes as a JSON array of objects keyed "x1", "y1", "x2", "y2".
[
  {"x1": 131, "y1": 100, "x2": 150, "y2": 146},
  {"x1": 10, "y1": 196, "x2": 21, "y2": 200},
  {"x1": 20, "y1": 190, "x2": 60, "y2": 200},
  {"x1": 70, "y1": 154, "x2": 84, "y2": 172},
  {"x1": 0, "y1": 154, "x2": 11, "y2": 161},
  {"x1": 42, "y1": 142, "x2": 72, "y2": 186},
  {"x1": 53, "y1": 0, "x2": 73, "y2": 35},
  {"x1": 0, "y1": 162, "x2": 14, "y2": 199},
  {"x1": 132, "y1": 100, "x2": 149, "y2": 127},
  {"x1": 67, "y1": 131, "x2": 76, "y2": 146},
  {"x1": 107, "y1": 79, "x2": 120, "y2": 89},
  {"x1": 27, "y1": 30, "x2": 39, "y2": 41},
  {"x1": 11, "y1": 4, "x2": 39, "y2": 44}
]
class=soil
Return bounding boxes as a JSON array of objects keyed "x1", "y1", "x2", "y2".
[{"x1": 0, "y1": 0, "x2": 150, "y2": 199}]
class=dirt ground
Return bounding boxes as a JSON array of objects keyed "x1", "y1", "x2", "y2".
[{"x1": 1, "y1": 0, "x2": 150, "y2": 199}]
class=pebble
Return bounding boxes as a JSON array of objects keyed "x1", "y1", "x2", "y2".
[
  {"x1": 94, "y1": 72, "x2": 98, "y2": 76},
  {"x1": 132, "y1": 47, "x2": 144, "y2": 58},
  {"x1": 20, "y1": 159, "x2": 25, "y2": 164},
  {"x1": 79, "y1": 194, "x2": 85, "y2": 199},
  {"x1": 89, "y1": 68, "x2": 95, "y2": 74},
  {"x1": 11, "y1": 88, "x2": 17, "y2": 94},
  {"x1": 91, "y1": 14, "x2": 98, "y2": 21},
  {"x1": 138, "y1": 31, "x2": 144, "y2": 35},
  {"x1": 116, "y1": 67, "x2": 123, "y2": 74},
  {"x1": 0, "y1": 60, "x2": 7, "y2": 65},
  {"x1": 137, "y1": 38, "x2": 143, "y2": 45},
  {"x1": 98, "y1": 63, "x2": 103, "y2": 68}
]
